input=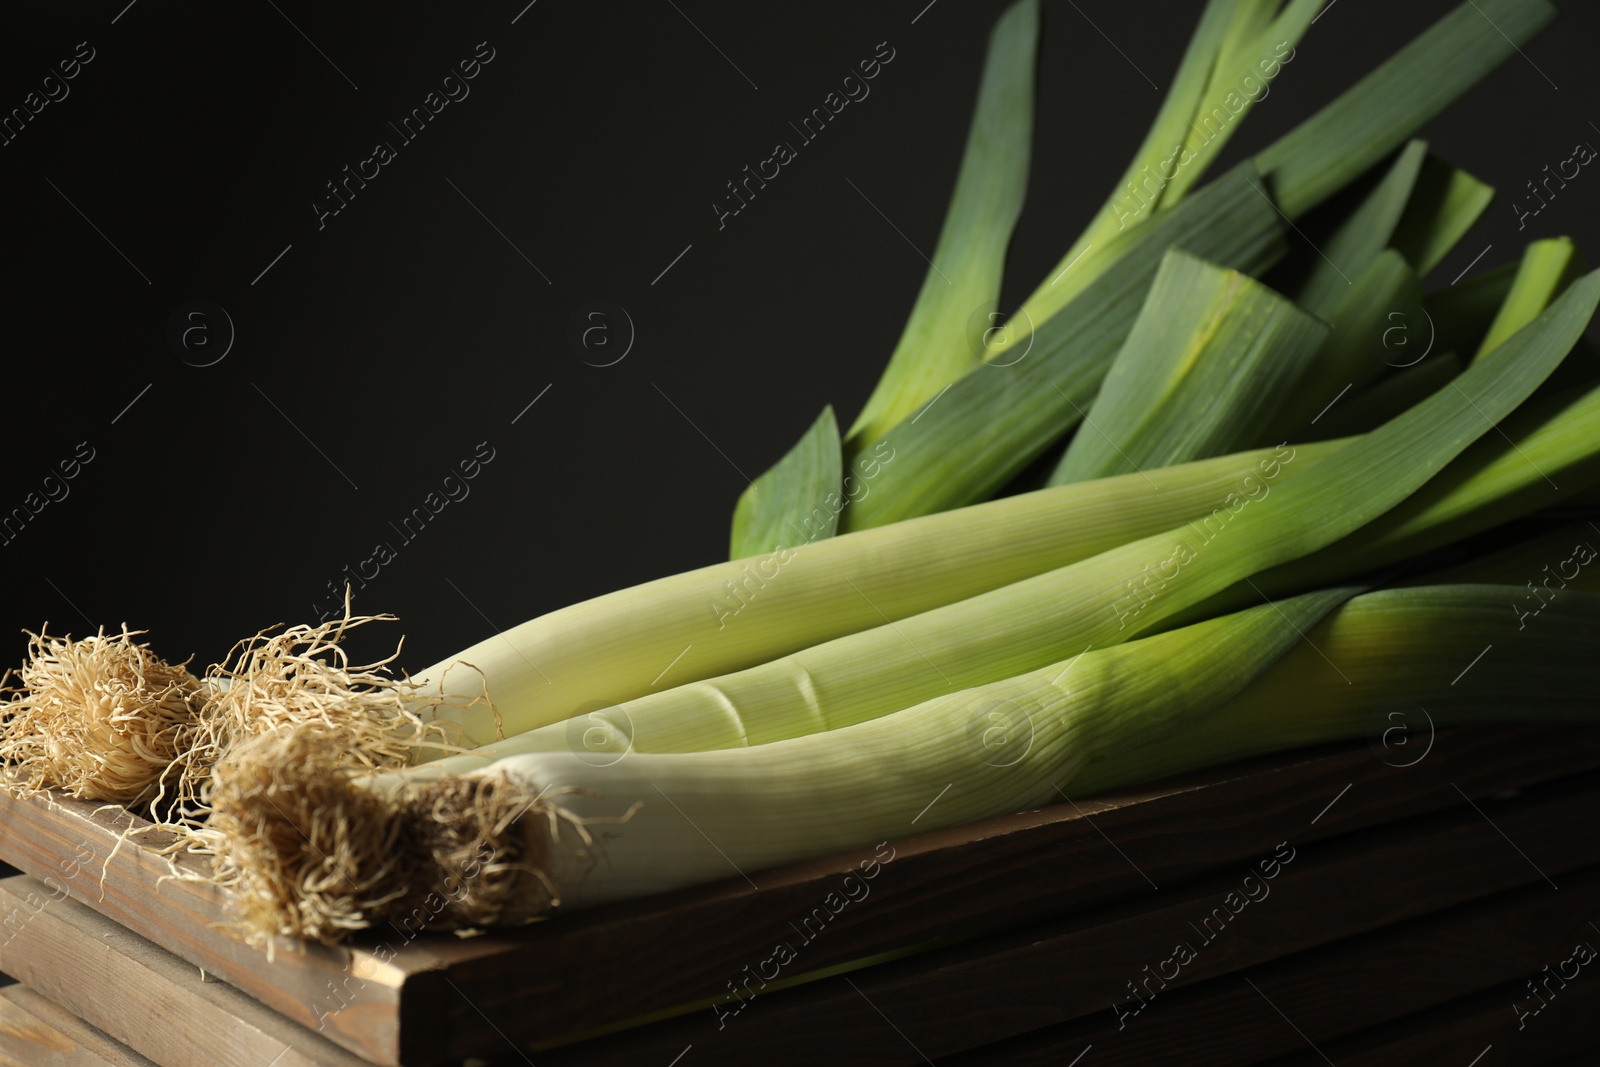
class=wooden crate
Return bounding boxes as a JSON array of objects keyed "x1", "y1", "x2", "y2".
[{"x1": 1, "y1": 724, "x2": 1598, "y2": 1065}]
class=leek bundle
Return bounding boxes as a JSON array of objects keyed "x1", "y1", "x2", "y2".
[
  {"x1": 408, "y1": 442, "x2": 1330, "y2": 749},
  {"x1": 469, "y1": 583, "x2": 1600, "y2": 913},
  {"x1": 8, "y1": 0, "x2": 1600, "y2": 961},
  {"x1": 0, "y1": 444, "x2": 1341, "y2": 809},
  {"x1": 213, "y1": 580, "x2": 1600, "y2": 936},
  {"x1": 201, "y1": 273, "x2": 1600, "y2": 942}
]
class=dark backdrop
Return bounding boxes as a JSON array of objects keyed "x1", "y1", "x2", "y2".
[{"x1": 1, "y1": 0, "x2": 1596, "y2": 673}]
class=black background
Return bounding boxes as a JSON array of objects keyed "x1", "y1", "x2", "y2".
[{"x1": 1, "y1": 0, "x2": 1596, "y2": 675}]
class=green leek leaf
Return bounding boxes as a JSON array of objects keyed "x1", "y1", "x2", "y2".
[
  {"x1": 1474, "y1": 236, "x2": 1581, "y2": 361},
  {"x1": 1259, "y1": 249, "x2": 1421, "y2": 443},
  {"x1": 1010, "y1": 0, "x2": 1323, "y2": 331},
  {"x1": 843, "y1": 162, "x2": 1286, "y2": 531},
  {"x1": 729, "y1": 406, "x2": 841, "y2": 559},
  {"x1": 1291, "y1": 139, "x2": 1427, "y2": 318},
  {"x1": 844, "y1": 0, "x2": 1038, "y2": 447},
  {"x1": 1048, "y1": 249, "x2": 1328, "y2": 485},
  {"x1": 1189, "y1": 369, "x2": 1600, "y2": 626},
  {"x1": 1312, "y1": 353, "x2": 1464, "y2": 439},
  {"x1": 1257, "y1": 0, "x2": 1556, "y2": 220},
  {"x1": 1390, "y1": 154, "x2": 1494, "y2": 276}
]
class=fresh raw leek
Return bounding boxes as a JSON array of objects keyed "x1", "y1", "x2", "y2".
[
  {"x1": 14, "y1": 0, "x2": 1599, "y2": 964},
  {"x1": 218, "y1": 586, "x2": 1356, "y2": 932},
  {"x1": 433, "y1": 587, "x2": 1362, "y2": 912},
  {"x1": 248, "y1": 582, "x2": 1600, "y2": 928},
  {"x1": 410, "y1": 442, "x2": 1342, "y2": 749},
  {"x1": 409, "y1": 273, "x2": 1597, "y2": 769}
]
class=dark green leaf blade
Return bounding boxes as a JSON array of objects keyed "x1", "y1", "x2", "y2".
[
  {"x1": 846, "y1": 0, "x2": 1039, "y2": 447},
  {"x1": 730, "y1": 406, "x2": 842, "y2": 559},
  {"x1": 842, "y1": 162, "x2": 1287, "y2": 532},
  {"x1": 1256, "y1": 0, "x2": 1556, "y2": 220},
  {"x1": 1390, "y1": 154, "x2": 1494, "y2": 276},
  {"x1": 1049, "y1": 249, "x2": 1329, "y2": 485}
]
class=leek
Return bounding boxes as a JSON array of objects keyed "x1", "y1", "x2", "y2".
[
  {"x1": 418, "y1": 271, "x2": 1599, "y2": 768},
  {"x1": 404, "y1": 584, "x2": 1599, "y2": 917},
  {"x1": 411, "y1": 443, "x2": 1341, "y2": 749}
]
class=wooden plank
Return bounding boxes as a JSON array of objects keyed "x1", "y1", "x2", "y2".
[
  {"x1": 529, "y1": 767, "x2": 1600, "y2": 1064},
  {"x1": 423, "y1": 725, "x2": 1600, "y2": 1063},
  {"x1": 0, "y1": 786, "x2": 414, "y2": 1064},
  {"x1": 1255, "y1": 969, "x2": 1600, "y2": 1066},
  {"x1": 2, "y1": 725, "x2": 1596, "y2": 1064},
  {"x1": 0, "y1": 986, "x2": 155, "y2": 1067},
  {"x1": 935, "y1": 863, "x2": 1600, "y2": 1065},
  {"x1": 0, "y1": 875, "x2": 378, "y2": 1067}
]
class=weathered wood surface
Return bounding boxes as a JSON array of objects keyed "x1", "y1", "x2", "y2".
[
  {"x1": 532, "y1": 767, "x2": 1600, "y2": 1064},
  {"x1": 0, "y1": 986, "x2": 155, "y2": 1067},
  {"x1": 0, "y1": 725, "x2": 1596, "y2": 1064},
  {"x1": 0, "y1": 787, "x2": 411, "y2": 1063},
  {"x1": 938, "y1": 864, "x2": 1600, "y2": 1065},
  {"x1": 1254, "y1": 969, "x2": 1600, "y2": 1066},
  {"x1": 0, "y1": 875, "x2": 377, "y2": 1067}
]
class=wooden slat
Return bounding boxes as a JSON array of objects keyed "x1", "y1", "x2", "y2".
[
  {"x1": 0, "y1": 786, "x2": 417, "y2": 1063},
  {"x1": 937, "y1": 863, "x2": 1600, "y2": 1065},
  {"x1": 2, "y1": 725, "x2": 1596, "y2": 1065},
  {"x1": 1256, "y1": 969, "x2": 1600, "y2": 1066},
  {"x1": 530, "y1": 768, "x2": 1600, "y2": 1064},
  {"x1": 0, "y1": 875, "x2": 376, "y2": 1067},
  {"x1": 0, "y1": 987, "x2": 155, "y2": 1067}
]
